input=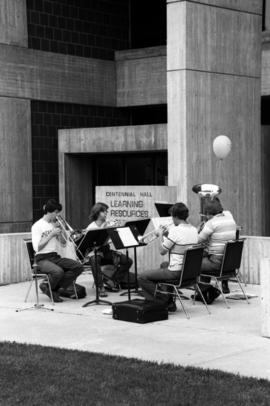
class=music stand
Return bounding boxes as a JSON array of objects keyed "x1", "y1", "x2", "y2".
[
  {"x1": 155, "y1": 202, "x2": 173, "y2": 217},
  {"x1": 81, "y1": 229, "x2": 112, "y2": 307},
  {"x1": 107, "y1": 227, "x2": 140, "y2": 301},
  {"x1": 124, "y1": 219, "x2": 150, "y2": 295}
]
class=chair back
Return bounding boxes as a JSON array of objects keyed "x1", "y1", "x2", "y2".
[
  {"x1": 219, "y1": 239, "x2": 244, "y2": 277},
  {"x1": 179, "y1": 246, "x2": 204, "y2": 287},
  {"x1": 24, "y1": 239, "x2": 35, "y2": 268}
]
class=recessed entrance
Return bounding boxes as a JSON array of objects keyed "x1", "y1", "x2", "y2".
[{"x1": 64, "y1": 152, "x2": 167, "y2": 229}]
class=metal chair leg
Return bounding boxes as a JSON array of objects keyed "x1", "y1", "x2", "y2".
[
  {"x1": 196, "y1": 284, "x2": 211, "y2": 315},
  {"x1": 175, "y1": 286, "x2": 190, "y2": 319},
  {"x1": 45, "y1": 277, "x2": 55, "y2": 305},
  {"x1": 24, "y1": 279, "x2": 34, "y2": 302},
  {"x1": 235, "y1": 275, "x2": 250, "y2": 304},
  {"x1": 73, "y1": 281, "x2": 79, "y2": 300},
  {"x1": 215, "y1": 279, "x2": 230, "y2": 309}
]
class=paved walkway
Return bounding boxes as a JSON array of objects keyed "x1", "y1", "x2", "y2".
[{"x1": 0, "y1": 273, "x2": 269, "y2": 380}]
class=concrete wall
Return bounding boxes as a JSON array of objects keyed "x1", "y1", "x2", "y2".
[
  {"x1": 262, "y1": 41, "x2": 270, "y2": 96},
  {"x1": 58, "y1": 124, "x2": 167, "y2": 226},
  {"x1": 0, "y1": 44, "x2": 116, "y2": 106},
  {"x1": 0, "y1": 98, "x2": 32, "y2": 232},
  {"x1": 0, "y1": 0, "x2": 33, "y2": 232},
  {"x1": 0, "y1": 0, "x2": 28, "y2": 47},
  {"x1": 116, "y1": 47, "x2": 166, "y2": 106},
  {"x1": 0, "y1": 233, "x2": 31, "y2": 284},
  {"x1": 0, "y1": 230, "x2": 265, "y2": 285},
  {"x1": 167, "y1": 0, "x2": 263, "y2": 235}
]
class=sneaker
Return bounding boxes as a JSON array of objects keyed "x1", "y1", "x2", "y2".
[
  {"x1": 104, "y1": 280, "x2": 120, "y2": 292},
  {"x1": 192, "y1": 287, "x2": 221, "y2": 304},
  {"x1": 99, "y1": 287, "x2": 108, "y2": 297},
  {"x1": 168, "y1": 301, "x2": 177, "y2": 312},
  {"x1": 39, "y1": 283, "x2": 63, "y2": 303},
  {"x1": 51, "y1": 292, "x2": 63, "y2": 303},
  {"x1": 39, "y1": 282, "x2": 49, "y2": 294},
  {"x1": 191, "y1": 293, "x2": 204, "y2": 302},
  {"x1": 222, "y1": 281, "x2": 230, "y2": 294}
]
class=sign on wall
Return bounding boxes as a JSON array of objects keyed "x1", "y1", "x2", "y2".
[
  {"x1": 95, "y1": 186, "x2": 177, "y2": 273},
  {"x1": 96, "y1": 186, "x2": 177, "y2": 225}
]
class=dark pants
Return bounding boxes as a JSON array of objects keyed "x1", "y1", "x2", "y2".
[
  {"x1": 36, "y1": 252, "x2": 83, "y2": 291},
  {"x1": 138, "y1": 268, "x2": 181, "y2": 304},
  {"x1": 200, "y1": 254, "x2": 222, "y2": 291},
  {"x1": 89, "y1": 250, "x2": 133, "y2": 288}
]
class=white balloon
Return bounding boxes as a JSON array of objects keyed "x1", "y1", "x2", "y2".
[{"x1": 213, "y1": 135, "x2": 232, "y2": 159}]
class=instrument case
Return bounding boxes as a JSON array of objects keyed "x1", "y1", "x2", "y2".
[{"x1": 112, "y1": 299, "x2": 168, "y2": 324}]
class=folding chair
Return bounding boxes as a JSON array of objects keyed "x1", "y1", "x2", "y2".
[
  {"x1": 23, "y1": 240, "x2": 55, "y2": 309},
  {"x1": 155, "y1": 246, "x2": 210, "y2": 319},
  {"x1": 200, "y1": 239, "x2": 249, "y2": 309},
  {"x1": 23, "y1": 240, "x2": 79, "y2": 308}
]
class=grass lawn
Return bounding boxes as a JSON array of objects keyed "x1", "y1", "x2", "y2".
[{"x1": 0, "y1": 342, "x2": 270, "y2": 406}]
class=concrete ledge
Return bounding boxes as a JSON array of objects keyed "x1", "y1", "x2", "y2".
[
  {"x1": 260, "y1": 258, "x2": 270, "y2": 338},
  {"x1": 0, "y1": 233, "x2": 31, "y2": 284}
]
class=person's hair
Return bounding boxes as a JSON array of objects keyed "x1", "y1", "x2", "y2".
[
  {"x1": 89, "y1": 202, "x2": 109, "y2": 223},
  {"x1": 43, "y1": 199, "x2": 62, "y2": 214},
  {"x1": 171, "y1": 202, "x2": 189, "y2": 220},
  {"x1": 204, "y1": 198, "x2": 223, "y2": 216}
]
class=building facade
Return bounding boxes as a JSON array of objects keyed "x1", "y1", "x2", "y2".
[{"x1": 0, "y1": 0, "x2": 268, "y2": 235}]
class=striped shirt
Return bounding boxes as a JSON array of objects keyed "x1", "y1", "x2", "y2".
[
  {"x1": 198, "y1": 211, "x2": 236, "y2": 256},
  {"x1": 162, "y1": 223, "x2": 198, "y2": 271}
]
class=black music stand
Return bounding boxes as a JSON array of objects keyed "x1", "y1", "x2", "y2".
[
  {"x1": 81, "y1": 229, "x2": 112, "y2": 307},
  {"x1": 124, "y1": 219, "x2": 150, "y2": 295},
  {"x1": 155, "y1": 202, "x2": 173, "y2": 217},
  {"x1": 107, "y1": 226, "x2": 140, "y2": 301}
]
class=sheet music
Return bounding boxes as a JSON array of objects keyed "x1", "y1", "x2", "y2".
[
  {"x1": 152, "y1": 217, "x2": 172, "y2": 229},
  {"x1": 116, "y1": 227, "x2": 139, "y2": 247}
]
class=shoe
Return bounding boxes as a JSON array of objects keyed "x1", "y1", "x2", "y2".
[
  {"x1": 222, "y1": 281, "x2": 230, "y2": 294},
  {"x1": 191, "y1": 287, "x2": 221, "y2": 305},
  {"x1": 168, "y1": 301, "x2": 177, "y2": 312},
  {"x1": 104, "y1": 281, "x2": 120, "y2": 292},
  {"x1": 51, "y1": 292, "x2": 63, "y2": 303},
  {"x1": 39, "y1": 283, "x2": 63, "y2": 302},
  {"x1": 99, "y1": 287, "x2": 108, "y2": 297},
  {"x1": 191, "y1": 293, "x2": 203, "y2": 302}
]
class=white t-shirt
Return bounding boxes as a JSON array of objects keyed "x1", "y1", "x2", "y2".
[
  {"x1": 86, "y1": 221, "x2": 106, "y2": 230},
  {"x1": 31, "y1": 218, "x2": 58, "y2": 254},
  {"x1": 162, "y1": 223, "x2": 198, "y2": 271}
]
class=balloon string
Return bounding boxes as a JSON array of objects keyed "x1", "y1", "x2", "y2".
[{"x1": 217, "y1": 159, "x2": 223, "y2": 188}]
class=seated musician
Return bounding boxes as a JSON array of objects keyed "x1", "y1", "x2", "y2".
[
  {"x1": 31, "y1": 199, "x2": 84, "y2": 303},
  {"x1": 194, "y1": 198, "x2": 237, "y2": 302},
  {"x1": 86, "y1": 202, "x2": 133, "y2": 297},
  {"x1": 138, "y1": 202, "x2": 198, "y2": 312}
]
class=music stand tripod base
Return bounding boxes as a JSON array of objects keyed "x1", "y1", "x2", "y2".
[
  {"x1": 82, "y1": 298, "x2": 111, "y2": 307},
  {"x1": 16, "y1": 303, "x2": 54, "y2": 312},
  {"x1": 79, "y1": 229, "x2": 114, "y2": 308}
]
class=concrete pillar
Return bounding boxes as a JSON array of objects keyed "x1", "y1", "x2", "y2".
[
  {"x1": 265, "y1": 0, "x2": 270, "y2": 31},
  {"x1": 0, "y1": 0, "x2": 31, "y2": 232},
  {"x1": 261, "y1": 258, "x2": 270, "y2": 338},
  {"x1": 167, "y1": 0, "x2": 263, "y2": 235},
  {"x1": 0, "y1": 0, "x2": 27, "y2": 46}
]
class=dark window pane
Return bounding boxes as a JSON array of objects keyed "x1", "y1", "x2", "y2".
[
  {"x1": 126, "y1": 156, "x2": 154, "y2": 185},
  {"x1": 96, "y1": 157, "x2": 124, "y2": 185}
]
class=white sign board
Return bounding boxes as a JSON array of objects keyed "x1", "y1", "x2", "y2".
[
  {"x1": 96, "y1": 186, "x2": 177, "y2": 224},
  {"x1": 96, "y1": 186, "x2": 177, "y2": 273}
]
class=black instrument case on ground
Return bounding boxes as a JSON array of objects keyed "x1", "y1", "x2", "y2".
[{"x1": 112, "y1": 299, "x2": 168, "y2": 324}]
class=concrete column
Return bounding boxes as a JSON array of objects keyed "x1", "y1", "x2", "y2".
[
  {"x1": 265, "y1": 0, "x2": 270, "y2": 31},
  {"x1": 0, "y1": 0, "x2": 31, "y2": 232},
  {"x1": 167, "y1": 0, "x2": 263, "y2": 235},
  {"x1": 0, "y1": 0, "x2": 27, "y2": 46}
]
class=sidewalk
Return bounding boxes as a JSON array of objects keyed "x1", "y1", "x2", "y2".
[{"x1": 0, "y1": 273, "x2": 269, "y2": 380}]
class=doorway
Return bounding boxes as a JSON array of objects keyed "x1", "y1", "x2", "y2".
[{"x1": 65, "y1": 151, "x2": 167, "y2": 229}]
